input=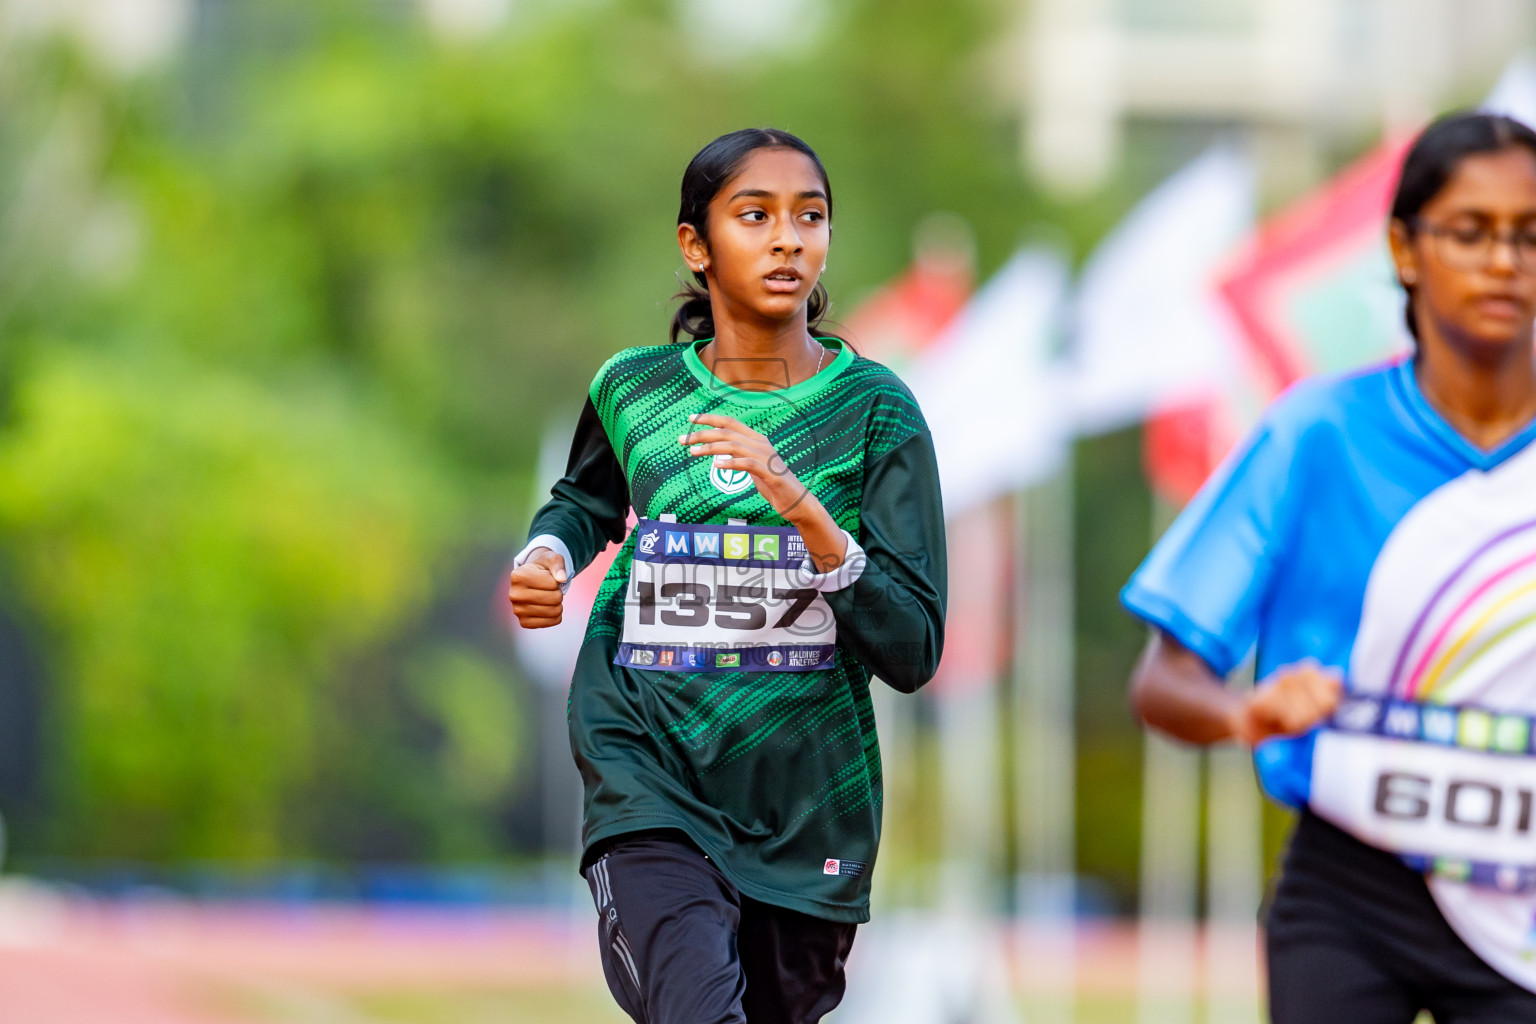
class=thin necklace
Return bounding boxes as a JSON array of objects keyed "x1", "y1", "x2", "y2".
[{"x1": 704, "y1": 338, "x2": 826, "y2": 386}]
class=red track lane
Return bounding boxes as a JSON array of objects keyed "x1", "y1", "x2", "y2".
[
  {"x1": 0, "y1": 892, "x2": 598, "y2": 1023},
  {"x1": 0, "y1": 889, "x2": 1255, "y2": 1021}
]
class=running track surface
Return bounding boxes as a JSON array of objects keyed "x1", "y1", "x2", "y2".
[
  {"x1": 0, "y1": 884, "x2": 598, "y2": 1024},
  {"x1": 0, "y1": 883, "x2": 1256, "y2": 1023}
]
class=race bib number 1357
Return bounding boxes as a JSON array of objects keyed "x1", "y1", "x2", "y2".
[{"x1": 615, "y1": 519, "x2": 837, "y2": 673}]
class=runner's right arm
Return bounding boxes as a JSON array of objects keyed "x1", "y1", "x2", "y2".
[
  {"x1": 509, "y1": 397, "x2": 630, "y2": 626},
  {"x1": 1131, "y1": 631, "x2": 1341, "y2": 746},
  {"x1": 1123, "y1": 392, "x2": 1338, "y2": 746}
]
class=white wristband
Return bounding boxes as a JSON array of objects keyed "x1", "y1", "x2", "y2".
[
  {"x1": 790, "y1": 530, "x2": 866, "y2": 593},
  {"x1": 513, "y1": 534, "x2": 575, "y2": 593}
]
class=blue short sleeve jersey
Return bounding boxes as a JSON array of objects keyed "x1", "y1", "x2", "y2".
[{"x1": 1122, "y1": 359, "x2": 1536, "y2": 807}]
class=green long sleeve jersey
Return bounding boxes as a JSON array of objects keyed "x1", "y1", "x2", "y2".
[{"x1": 525, "y1": 338, "x2": 947, "y2": 922}]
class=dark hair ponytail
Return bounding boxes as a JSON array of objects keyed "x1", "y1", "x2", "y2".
[
  {"x1": 669, "y1": 128, "x2": 841, "y2": 344},
  {"x1": 1390, "y1": 111, "x2": 1536, "y2": 341}
]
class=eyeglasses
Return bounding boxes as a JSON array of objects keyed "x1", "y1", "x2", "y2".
[{"x1": 1413, "y1": 218, "x2": 1536, "y2": 275}]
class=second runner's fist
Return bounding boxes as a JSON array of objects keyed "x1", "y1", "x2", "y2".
[
  {"x1": 1228, "y1": 660, "x2": 1343, "y2": 747},
  {"x1": 509, "y1": 547, "x2": 568, "y2": 629}
]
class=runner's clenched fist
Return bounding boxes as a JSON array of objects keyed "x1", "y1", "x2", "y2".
[
  {"x1": 509, "y1": 547, "x2": 567, "y2": 629},
  {"x1": 1227, "y1": 660, "x2": 1342, "y2": 747}
]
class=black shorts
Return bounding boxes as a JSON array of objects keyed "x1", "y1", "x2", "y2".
[
  {"x1": 1266, "y1": 810, "x2": 1536, "y2": 1023},
  {"x1": 581, "y1": 829, "x2": 858, "y2": 1024}
]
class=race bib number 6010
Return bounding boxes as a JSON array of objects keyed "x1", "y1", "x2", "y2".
[
  {"x1": 1311, "y1": 697, "x2": 1536, "y2": 890},
  {"x1": 615, "y1": 519, "x2": 837, "y2": 673}
]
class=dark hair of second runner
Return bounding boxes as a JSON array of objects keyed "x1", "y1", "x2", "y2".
[{"x1": 1389, "y1": 111, "x2": 1536, "y2": 341}]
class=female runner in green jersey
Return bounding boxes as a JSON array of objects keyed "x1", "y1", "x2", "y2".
[{"x1": 508, "y1": 128, "x2": 947, "y2": 1024}]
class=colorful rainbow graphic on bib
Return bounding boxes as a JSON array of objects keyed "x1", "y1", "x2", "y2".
[{"x1": 1387, "y1": 518, "x2": 1536, "y2": 702}]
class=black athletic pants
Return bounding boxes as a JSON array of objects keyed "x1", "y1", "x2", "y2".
[
  {"x1": 1267, "y1": 811, "x2": 1536, "y2": 1023},
  {"x1": 582, "y1": 829, "x2": 858, "y2": 1024}
]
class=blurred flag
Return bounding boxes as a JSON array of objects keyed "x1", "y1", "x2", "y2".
[
  {"x1": 1141, "y1": 396, "x2": 1254, "y2": 506},
  {"x1": 845, "y1": 239, "x2": 1010, "y2": 693},
  {"x1": 844, "y1": 238, "x2": 972, "y2": 371},
  {"x1": 1218, "y1": 137, "x2": 1412, "y2": 393},
  {"x1": 1148, "y1": 137, "x2": 1411, "y2": 502},
  {"x1": 1484, "y1": 51, "x2": 1536, "y2": 127},
  {"x1": 1142, "y1": 54, "x2": 1536, "y2": 507},
  {"x1": 1068, "y1": 145, "x2": 1255, "y2": 435},
  {"x1": 908, "y1": 248, "x2": 1071, "y2": 520},
  {"x1": 1145, "y1": 135, "x2": 1410, "y2": 503},
  {"x1": 839, "y1": 242, "x2": 1026, "y2": 1024},
  {"x1": 1220, "y1": 55, "x2": 1536, "y2": 403}
]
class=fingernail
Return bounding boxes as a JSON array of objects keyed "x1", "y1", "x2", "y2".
[
  {"x1": 714, "y1": 453, "x2": 729, "y2": 465},
  {"x1": 688, "y1": 414, "x2": 699, "y2": 422},
  {"x1": 678, "y1": 434, "x2": 689, "y2": 443},
  {"x1": 691, "y1": 445, "x2": 706, "y2": 455}
]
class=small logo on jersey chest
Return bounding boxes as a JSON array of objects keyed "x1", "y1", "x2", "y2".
[{"x1": 710, "y1": 463, "x2": 754, "y2": 495}]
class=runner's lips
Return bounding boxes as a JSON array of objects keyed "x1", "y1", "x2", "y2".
[
  {"x1": 763, "y1": 267, "x2": 802, "y2": 293},
  {"x1": 1472, "y1": 293, "x2": 1528, "y2": 319}
]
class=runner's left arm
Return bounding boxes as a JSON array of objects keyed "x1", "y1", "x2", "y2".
[
  {"x1": 516, "y1": 397, "x2": 630, "y2": 585},
  {"x1": 820, "y1": 429, "x2": 947, "y2": 693}
]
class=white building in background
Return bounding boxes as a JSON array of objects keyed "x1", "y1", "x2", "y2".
[
  {"x1": 0, "y1": 0, "x2": 192, "y2": 75},
  {"x1": 1023, "y1": 0, "x2": 1536, "y2": 195}
]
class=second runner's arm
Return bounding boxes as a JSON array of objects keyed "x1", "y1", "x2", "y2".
[
  {"x1": 1131, "y1": 631, "x2": 1341, "y2": 747},
  {"x1": 1123, "y1": 399, "x2": 1339, "y2": 747}
]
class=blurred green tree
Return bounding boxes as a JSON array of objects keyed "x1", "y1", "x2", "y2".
[{"x1": 0, "y1": 0, "x2": 1155, "y2": 880}]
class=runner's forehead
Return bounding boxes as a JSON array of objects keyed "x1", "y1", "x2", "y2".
[
  {"x1": 1420, "y1": 149, "x2": 1536, "y2": 221},
  {"x1": 718, "y1": 148, "x2": 828, "y2": 205}
]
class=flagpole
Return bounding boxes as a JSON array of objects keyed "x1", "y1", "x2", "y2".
[
  {"x1": 1203, "y1": 664, "x2": 1264, "y2": 1024},
  {"x1": 1014, "y1": 451, "x2": 1076, "y2": 1024},
  {"x1": 1135, "y1": 736, "x2": 1201, "y2": 1024},
  {"x1": 841, "y1": 244, "x2": 1066, "y2": 1024},
  {"x1": 1135, "y1": 497, "x2": 1201, "y2": 1024}
]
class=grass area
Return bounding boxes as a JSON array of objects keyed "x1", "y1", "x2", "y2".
[
  {"x1": 224, "y1": 981, "x2": 630, "y2": 1024},
  {"x1": 354, "y1": 986, "x2": 629, "y2": 1024},
  {"x1": 223, "y1": 981, "x2": 1260, "y2": 1024}
]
